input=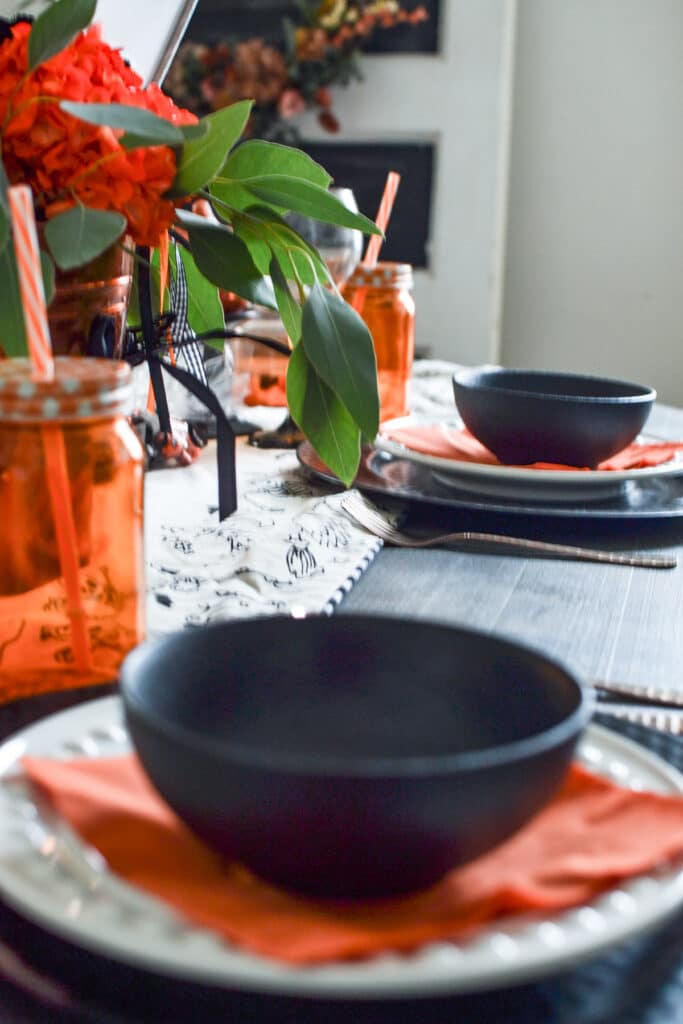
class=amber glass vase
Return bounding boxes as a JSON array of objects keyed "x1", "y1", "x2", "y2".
[
  {"x1": 0, "y1": 357, "x2": 145, "y2": 702},
  {"x1": 342, "y1": 262, "x2": 415, "y2": 423},
  {"x1": 46, "y1": 239, "x2": 134, "y2": 358}
]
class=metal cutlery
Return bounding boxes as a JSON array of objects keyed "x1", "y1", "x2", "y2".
[
  {"x1": 0, "y1": 936, "x2": 73, "y2": 1012},
  {"x1": 340, "y1": 491, "x2": 677, "y2": 568},
  {"x1": 594, "y1": 704, "x2": 683, "y2": 736},
  {"x1": 592, "y1": 680, "x2": 683, "y2": 733},
  {"x1": 0, "y1": 931, "x2": 129, "y2": 1021},
  {"x1": 593, "y1": 679, "x2": 683, "y2": 709}
]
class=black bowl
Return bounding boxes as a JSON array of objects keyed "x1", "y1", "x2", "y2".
[
  {"x1": 120, "y1": 616, "x2": 590, "y2": 901},
  {"x1": 453, "y1": 366, "x2": 656, "y2": 467}
]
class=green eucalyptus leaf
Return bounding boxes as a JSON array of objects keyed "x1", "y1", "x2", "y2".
[
  {"x1": 169, "y1": 100, "x2": 252, "y2": 197},
  {"x1": 127, "y1": 270, "x2": 141, "y2": 328},
  {"x1": 44, "y1": 205, "x2": 126, "y2": 270},
  {"x1": 60, "y1": 102, "x2": 184, "y2": 147},
  {"x1": 0, "y1": 161, "x2": 9, "y2": 253},
  {"x1": 268, "y1": 225, "x2": 329, "y2": 285},
  {"x1": 180, "y1": 121, "x2": 210, "y2": 142},
  {"x1": 269, "y1": 239, "x2": 316, "y2": 287},
  {"x1": 40, "y1": 249, "x2": 55, "y2": 305},
  {"x1": 270, "y1": 258, "x2": 302, "y2": 345},
  {"x1": 0, "y1": 246, "x2": 28, "y2": 356},
  {"x1": 209, "y1": 177, "x2": 263, "y2": 215},
  {"x1": 233, "y1": 217, "x2": 273, "y2": 276},
  {"x1": 242, "y1": 176, "x2": 381, "y2": 235},
  {"x1": 175, "y1": 244, "x2": 224, "y2": 339},
  {"x1": 239, "y1": 206, "x2": 330, "y2": 285},
  {"x1": 174, "y1": 209, "x2": 213, "y2": 231},
  {"x1": 0, "y1": 205, "x2": 8, "y2": 255},
  {"x1": 300, "y1": 283, "x2": 379, "y2": 439},
  {"x1": 176, "y1": 210, "x2": 276, "y2": 309},
  {"x1": 221, "y1": 140, "x2": 331, "y2": 189},
  {"x1": 289, "y1": 243, "x2": 329, "y2": 285},
  {"x1": 265, "y1": 235, "x2": 297, "y2": 286},
  {"x1": 0, "y1": 160, "x2": 8, "y2": 211},
  {"x1": 28, "y1": 0, "x2": 96, "y2": 69},
  {"x1": 287, "y1": 343, "x2": 361, "y2": 487}
]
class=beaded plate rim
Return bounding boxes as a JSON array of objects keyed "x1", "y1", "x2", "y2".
[{"x1": 0, "y1": 696, "x2": 682, "y2": 999}]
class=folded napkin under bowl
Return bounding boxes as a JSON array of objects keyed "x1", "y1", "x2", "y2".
[
  {"x1": 453, "y1": 367, "x2": 656, "y2": 468},
  {"x1": 120, "y1": 615, "x2": 589, "y2": 901}
]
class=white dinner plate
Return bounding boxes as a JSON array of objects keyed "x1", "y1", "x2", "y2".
[
  {"x1": 376, "y1": 417, "x2": 683, "y2": 503},
  {"x1": 1, "y1": 696, "x2": 683, "y2": 999}
]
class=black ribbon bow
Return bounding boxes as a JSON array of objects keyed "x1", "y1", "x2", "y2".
[{"x1": 135, "y1": 246, "x2": 237, "y2": 520}]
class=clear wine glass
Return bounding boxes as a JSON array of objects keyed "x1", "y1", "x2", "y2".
[{"x1": 286, "y1": 186, "x2": 363, "y2": 288}]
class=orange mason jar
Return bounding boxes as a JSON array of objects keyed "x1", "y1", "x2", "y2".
[
  {"x1": 342, "y1": 262, "x2": 415, "y2": 422},
  {"x1": 0, "y1": 357, "x2": 145, "y2": 702}
]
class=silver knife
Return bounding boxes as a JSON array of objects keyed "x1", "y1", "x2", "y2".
[{"x1": 592, "y1": 679, "x2": 683, "y2": 709}]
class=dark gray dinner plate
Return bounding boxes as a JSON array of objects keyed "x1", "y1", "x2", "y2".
[{"x1": 297, "y1": 442, "x2": 683, "y2": 522}]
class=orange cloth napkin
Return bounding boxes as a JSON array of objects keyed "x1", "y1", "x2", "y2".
[
  {"x1": 244, "y1": 372, "x2": 288, "y2": 407},
  {"x1": 21, "y1": 754, "x2": 683, "y2": 965},
  {"x1": 382, "y1": 424, "x2": 683, "y2": 471}
]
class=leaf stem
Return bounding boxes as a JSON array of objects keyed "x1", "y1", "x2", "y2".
[
  {"x1": 198, "y1": 188, "x2": 237, "y2": 221},
  {"x1": 199, "y1": 328, "x2": 291, "y2": 357},
  {"x1": 120, "y1": 241, "x2": 150, "y2": 268}
]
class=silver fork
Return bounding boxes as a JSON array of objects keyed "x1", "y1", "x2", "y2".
[
  {"x1": 595, "y1": 704, "x2": 683, "y2": 735},
  {"x1": 340, "y1": 491, "x2": 677, "y2": 569}
]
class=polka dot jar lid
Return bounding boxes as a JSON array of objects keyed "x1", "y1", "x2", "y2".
[
  {"x1": 345, "y1": 262, "x2": 413, "y2": 290},
  {"x1": 0, "y1": 357, "x2": 133, "y2": 422}
]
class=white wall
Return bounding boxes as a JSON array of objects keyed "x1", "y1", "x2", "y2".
[
  {"x1": 501, "y1": 0, "x2": 683, "y2": 404},
  {"x1": 297, "y1": 1, "x2": 516, "y2": 366}
]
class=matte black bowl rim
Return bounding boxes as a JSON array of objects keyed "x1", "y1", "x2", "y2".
[
  {"x1": 453, "y1": 367, "x2": 656, "y2": 405},
  {"x1": 120, "y1": 623, "x2": 592, "y2": 780}
]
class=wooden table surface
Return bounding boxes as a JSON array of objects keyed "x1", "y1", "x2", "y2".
[
  {"x1": 2, "y1": 393, "x2": 683, "y2": 1022},
  {"x1": 342, "y1": 402, "x2": 683, "y2": 692}
]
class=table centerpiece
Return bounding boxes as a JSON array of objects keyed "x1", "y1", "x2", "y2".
[{"x1": 0, "y1": 0, "x2": 382, "y2": 489}]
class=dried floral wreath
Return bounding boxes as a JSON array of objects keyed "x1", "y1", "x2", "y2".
[{"x1": 165, "y1": 0, "x2": 428, "y2": 142}]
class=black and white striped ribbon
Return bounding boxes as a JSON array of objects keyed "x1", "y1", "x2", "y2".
[{"x1": 168, "y1": 243, "x2": 208, "y2": 385}]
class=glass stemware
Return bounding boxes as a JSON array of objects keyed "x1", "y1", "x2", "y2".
[{"x1": 286, "y1": 186, "x2": 363, "y2": 288}]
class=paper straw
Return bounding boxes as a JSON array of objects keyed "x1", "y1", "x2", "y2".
[
  {"x1": 42, "y1": 424, "x2": 93, "y2": 668},
  {"x1": 9, "y1": 185, "x2": 93, "y2": 672},
  {"x1": 363, "y1": 170, "x2": 401, "y2": 268},
  {"x1": 352, "y1": 171, "x2": 401, "y2": 314},
  {"x1": 8, "y1": 186, "x2": 54, "y2": 380}
]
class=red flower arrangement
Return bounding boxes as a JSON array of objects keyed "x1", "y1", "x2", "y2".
[
  {"x1": 0, "y1": 20, "x2": 196, "y2": 246},
  {"x1": 0, "y1": 1, "x2": 385, "y2": 489},
  {"x1": 165, "y1": 0, "x2": 428, "y2": 142}
]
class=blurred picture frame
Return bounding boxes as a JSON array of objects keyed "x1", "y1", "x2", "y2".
[
  {"x1": 187, "y1": 0, "x2": 441, "y2": 53},
  {"x1": 0, "y1": 0, "x2": 198, "y2": 83}
]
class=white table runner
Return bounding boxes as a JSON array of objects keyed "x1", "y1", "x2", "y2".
[
  {"x1": 145, "y1": 441, "x2": 382, "y2": 634},
  {"x1": 144, "y1": 361, "x2": 457, "y2": 635}
]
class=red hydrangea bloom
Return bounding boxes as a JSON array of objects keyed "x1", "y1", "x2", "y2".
[{"x1": 0, "y1": 21, "x2": 197, "y2": 246}]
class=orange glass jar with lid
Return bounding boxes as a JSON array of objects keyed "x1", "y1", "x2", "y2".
[
  {"x1": 342, "y1": 262, "x2": 415, "y2": 422},
  {"x1": 0, "y1": 357, "x2": 145, "y2": 702}
]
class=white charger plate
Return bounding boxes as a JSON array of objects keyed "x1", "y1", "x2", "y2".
[
  {"x1": 1, "y1": 696, "x2": 683, "y2": 999},
  {"x1": 376, "y1": 417, "x2": 683, "y2": 503}
]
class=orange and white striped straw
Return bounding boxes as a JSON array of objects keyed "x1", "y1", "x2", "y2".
[
  {"x1": 8, "y1": 185, "x2": 54, "y2": 381},
  {"x1": 363, "y1": 170, "x2": 401, "y2": 268},
  {"x1": 8, "y1": 184, "x2": 93, "y2": 672},
  {"x1": 351, "y1": 171, "x2": 402, "y2": 314}
]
